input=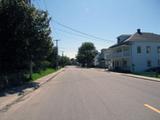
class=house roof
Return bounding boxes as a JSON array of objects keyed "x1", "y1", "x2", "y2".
[
  {"x1": 109, "y1": 32, "x2": 160, "y2": 48},
  {"x1": 109, "y1": 41, "x2": 130, "y2": 48},
  {"x1": 125, "y1": 32, "x2": 160, "y2": 42},
  {"x1": 117, "y1": 34, "x2": 131, "y2": 39}
]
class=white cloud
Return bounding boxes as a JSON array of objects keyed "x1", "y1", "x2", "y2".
[{"x1": 65, "y1": 51, "x2": 77, "y2": 58}]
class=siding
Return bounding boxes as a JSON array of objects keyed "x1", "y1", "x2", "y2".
[{"x1": 131, "y1": 41, "x2": 160, "y2": 72}]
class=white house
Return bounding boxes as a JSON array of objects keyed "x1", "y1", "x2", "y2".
[
  {"x1": 107, "y1": 29, "x2": 160, "y2": 72},
  {"x1": 94, "y1": 52, "x2": 100, "y2": 67},
  {"x1": 94, "y1": 49, "x2": 109, "y2": 68}
]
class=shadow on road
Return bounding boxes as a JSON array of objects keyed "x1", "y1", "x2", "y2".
[{"x1": 0, "y1": 82, "x2": 39, "y2": 97}]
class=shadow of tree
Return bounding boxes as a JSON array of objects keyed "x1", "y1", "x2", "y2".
[{"x1": 0, "y1": 82, "x2": 39, "y2": 97}]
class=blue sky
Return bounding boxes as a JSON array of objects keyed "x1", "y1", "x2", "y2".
[{"x1": 33, "y1": 0, "x2": 160, "y2": 58}]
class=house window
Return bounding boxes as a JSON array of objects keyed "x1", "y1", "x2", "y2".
[
  {"x1": 158, "y1": 59, "x2": 160, "y2": 65},
  {"x1": 117, "y1": 48, "x2": 122, "y2": 53},
  {"x1": 146, "y1": 46, "x2": 151, "y2": 53},
  {"x1": 147, "y1": 60, "x2": 151, "y2": 67},
  {"x1": 137, "y1": 46, "x2": 141, "y2": 54},
  {"x1": 157, "y1": 47, "x2": 160, "y2": 53},
  {"x1": 123, "y1": 60, "x2": 127, "y2": 67},
  {"x1": 124, "y1": 47, "x2": 129, "y2": 51}
]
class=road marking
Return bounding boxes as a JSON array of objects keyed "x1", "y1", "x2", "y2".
[{"x1": 144, "y1": 104, "x2": 160, "y2": 114}]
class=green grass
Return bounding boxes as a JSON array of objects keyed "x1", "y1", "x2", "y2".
[
  {"x1": 32, "y1": 68, "x2": 57, "y2": 81},
  {"x1": 133, "y1": 72, "x2": 160, "y2": 78}
]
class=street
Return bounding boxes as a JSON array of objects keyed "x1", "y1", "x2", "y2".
[{"x1": 0, "y1": 66, "x2": 160, "y2": 120}]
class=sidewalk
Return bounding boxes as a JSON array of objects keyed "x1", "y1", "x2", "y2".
[
  {"x1": 123, "y1": 73, "x2": 160, "y2": 82},
  {"x1": 0, "y1": 68, "x2": 64, "y2": 112},
  {"x1": 105, "y1": 69, "x2": 160, "y2": 82}
]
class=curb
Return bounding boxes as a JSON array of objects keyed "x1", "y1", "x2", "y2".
[
  {"x1": 123, "y1": 74, "x2": 160, "y2": 82},
  {"x1": 0, "y1": 68, "x2": 65, "y2": 112},
  {"x1": 0, "y1": 88, "x2": 33, "y2": 112},
  {"x1": 105, "y1": 70, "x2": 160, "y2": 82},
  {"x1": 36, "y1": 68, "x2": 65, "y2": 87}
]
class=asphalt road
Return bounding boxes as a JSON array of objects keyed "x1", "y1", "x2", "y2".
[{"x1": 1, "y1": 66, "x2": 160, "y2": 120}]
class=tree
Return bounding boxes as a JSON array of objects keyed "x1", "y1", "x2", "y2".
[
  {"x1": 0, "y1": 0, "x2": 53, "y2": 89},
  {"x1": 47, "y1": 47, "x2": 58, "y2": 68},
  {"x1": 70, "y1": 58, "x2": 77, "y2": 65},
  {"x1": 59, "y1": 56, "x2": 71, "y2": 67},
  {"x1": 26, "y1": 7, "x2": 53, "y2": 73},
  {"x1": 76, "y1": 42, "x2": 97, "y2": 67},
  {"x1": 0, "y1": 0, "x2": 32, "y2": 87}
]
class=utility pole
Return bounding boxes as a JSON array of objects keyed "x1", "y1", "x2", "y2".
[
  {"x1": 54, "y1": 39, "x2": 60, "y2": 69},
  {"x1": 62, "y1": 51, "x2": 64, "y2": 57}
]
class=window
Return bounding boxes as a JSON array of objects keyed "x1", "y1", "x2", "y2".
[
  {"x1": 123, "y1": 60, "x2": 127, "y2": 67},
  {"x1": 124, "y1": 47, "x2": 129, "y2": 51},
  {"x1": 147, "y1": 60, "x2": 151, "y2": 67},
  {"x1": 137, "y1": 46, "x2": 141, "y2": 54},
  {"x1": 146, "y1": 46, "x2": 151, "y2": 53},
  {"x1": 158, "y1": 59, "x2": 160, "y2": 65},
  {"x1": 157, "y1": 47, "x2": 160, "y2": 53},
  {"x1": 117, "y1": 48, "x2": 122, "y2": 53}
]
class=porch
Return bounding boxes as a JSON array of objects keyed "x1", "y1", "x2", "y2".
[{"x1": 109, "y1": 58, "x2": 131, "y2": 72}]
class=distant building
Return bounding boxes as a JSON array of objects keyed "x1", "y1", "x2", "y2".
[
  {"x1": 98, "y1": 49, "x2": 108, "y2": 68},
  {"x1": 94, "y1": 52, "x2": 100, "y2": 67},
  {"x1": 107, "y1": 29, "x2": 160, "y2": 72},
  {"x1": 94, "y1": 49, "x2": 109, "y2": 68}
]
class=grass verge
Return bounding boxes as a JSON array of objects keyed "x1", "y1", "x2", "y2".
[
  {"x1": 32, "y1": 68, "x2": 57, "y2": 81},
  {"x1": 133, "y1": 72, "x2": 160, "y2": 78}
]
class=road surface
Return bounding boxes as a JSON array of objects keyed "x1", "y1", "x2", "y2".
[{"x1": 0, "y1": 66, "x2": 160, "y2": 120}]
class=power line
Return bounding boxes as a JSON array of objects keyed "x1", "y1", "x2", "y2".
[
  {"x1": 41, "y1": 0, "x2": 113, "y2": 42},
  {"x1": 42, "y1": 0, "x2": 48, "y2": 11},
  {"x1": 54, "y1": 28, "x2": 114, "y2": 43},
  {"x1": 33, "y1": 0, "x2": 41, "y2": 8},
  {"x1": 53, "y1": 20, "x2": 112, "y2": 42},
  {"x1": 39, "y1": 0, "x2": 83, "y2": 40},
  {"x1": 54, "y1": 28, "x2": 93, "y2": 40}
]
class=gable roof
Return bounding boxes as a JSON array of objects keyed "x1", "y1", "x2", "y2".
[
  {"x1": 109, "y1": 32, "x2": 160, "y2": 48},
  {"x1": 125, "y1": 32, "x2": 160, "y2": 42}
]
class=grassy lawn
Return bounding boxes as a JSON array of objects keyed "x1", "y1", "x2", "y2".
[
  {"x1": 133, "y1": 72, "x2": 160, "y2": 78},
  {"x1": 32, "y1": 68, "x2": 57, "y2": 81}
]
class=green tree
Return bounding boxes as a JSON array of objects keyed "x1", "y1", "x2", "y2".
[
  {"x1": 76, "y1": 42, "x2": 97, "y2": 67},
  {"x1": 0, "y1": 0, "x2": 31, "y2": 87},
  {"x1": 26, "y1": 8, "x2": 53, "y2": 74},
  {"x1": 0, "y1": 0, "x2": 53, "y2": 89},
  {"x1": 59, "y1": 56, "x2": 71, "y2": 67},
  {"x1": 70, "y1": 58, "x2": 77, "y2": 65},
  {"x1": 47, "y1": 47, "x2": 58, "y2": 68}
]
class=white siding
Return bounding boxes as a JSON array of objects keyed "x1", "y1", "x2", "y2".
[{"x1": 131, "y1": 41, "x2": 160, "y2": 72}]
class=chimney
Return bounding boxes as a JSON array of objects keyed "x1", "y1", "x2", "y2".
[
  {"x1": 137, "y1": 29, "x2": 142, "y2": 34},
  {"x1": 117, "y1": 37, "x2": 120, "y2": 43}
]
